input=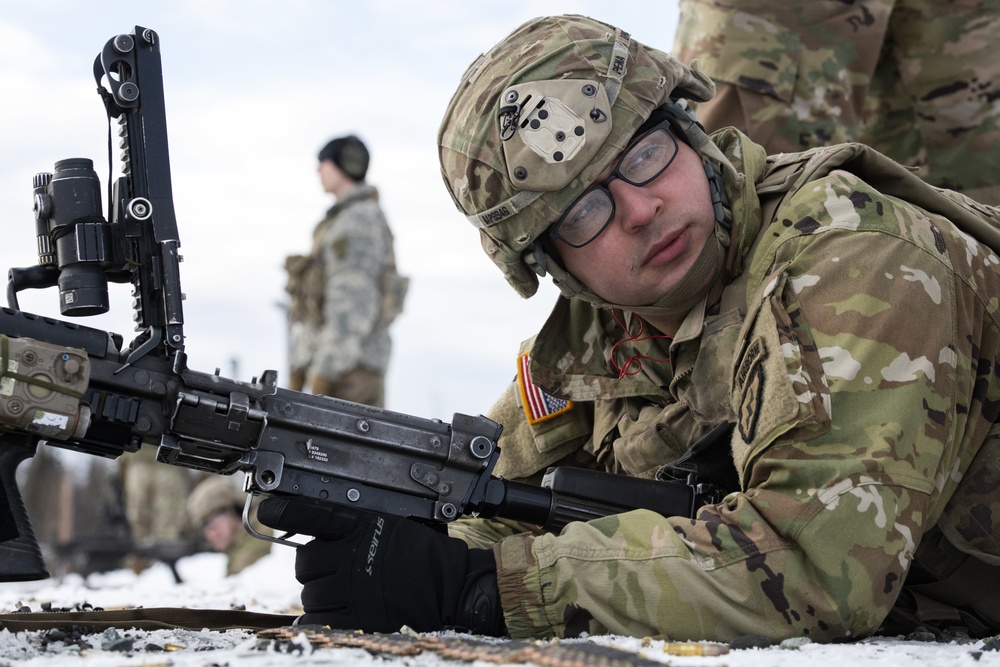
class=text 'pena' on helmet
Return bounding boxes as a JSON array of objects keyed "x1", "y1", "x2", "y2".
[{"x1": 437, "y1": 14, "x2": 716, "y2": 298}]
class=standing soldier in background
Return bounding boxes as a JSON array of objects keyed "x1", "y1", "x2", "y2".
[
  {"x1": 285, "y1": 135, "x2": 408, "y2": 407},
  {"x1": 672, "y1": 0, "x2": 1000, "y2": 205}
]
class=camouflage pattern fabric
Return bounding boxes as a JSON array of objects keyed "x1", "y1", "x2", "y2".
[
  {"x1": 672, "y1": 0, "x2": 1000, "y2": 205},
  {"x1": 286, "y1": 184, "x2": 402, "y2": 402},
  {"x1": 451, "y1": 127, "x2": 1000, "y2": 642},
  {"x1": 187, "y1": 476, "x2": 272, "y2": 576},
  {"x1": 437, "y1": 14, "x2": 718, "y2": 299},
  {"x1": 225, "y1": 524, "x2": 272, "y2": 576},
  {"x1": 186, "y1": 475, "x2": 241, "y2": 527},
  {"x1": 228, "y1": 492, "x2": 273, "y2": 576},
  {"x1": 121, "y1": 447, "x2": 196, "y2": 543}
]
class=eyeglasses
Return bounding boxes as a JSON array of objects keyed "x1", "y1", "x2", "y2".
[{"x1": 548, "y1": 120, "x2": 679, "y2": 248}]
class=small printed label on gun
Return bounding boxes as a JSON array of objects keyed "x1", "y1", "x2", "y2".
[
  {"x1": 306, "y1": 441, "x2": 329, "y2": 463},
  {"x1": 28, "y1": 410, "x2": 69, "y2": 436}
]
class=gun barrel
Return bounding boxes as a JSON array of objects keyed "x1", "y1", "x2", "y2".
[{"x1": 479, "y1": 468, "x2": 704, "y2": 533}]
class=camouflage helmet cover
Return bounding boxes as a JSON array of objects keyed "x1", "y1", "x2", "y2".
[
  {"x1": 437, "y1": 14, "x2": 716, "y2": 297},
  {"x1": 186, "y1": 476, "x2": 244, "y2": 528}
]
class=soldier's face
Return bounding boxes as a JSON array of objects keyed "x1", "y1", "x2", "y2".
[
  {"x1": 317, "y1": 159, "x2": 346, "y2": 194},
  {"x1": 203, "y1": 510, "x2": 240, "y2": 552},
  {"x1": 552, "y1": 138, "x2": 716, "y2": 308}
]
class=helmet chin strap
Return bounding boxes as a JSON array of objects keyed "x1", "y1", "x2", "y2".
[
  {"x1": 626, "y1": 221, "x2": 727, "y2": 319},
  {"x1": 705, "y1": 160, "x2": 730, "y2": 230}
]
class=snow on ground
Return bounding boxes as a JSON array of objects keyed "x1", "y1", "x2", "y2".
[{"x1": 0, "y1": 543, "x2": 998, "y2": 667}]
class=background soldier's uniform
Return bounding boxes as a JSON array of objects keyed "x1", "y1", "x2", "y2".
[
  {"x1": 450, "y1": 128, "x2": 1000, "y2": 641},
  {"x1": 120, "y1": 447, "x2": 197, "y2": 572},
  {"x1": 672, "y1": 0, "x2": 1000, "y2": 205},
  {"x1": 285, "y1": 184, "x2": 407, "y2": 407}
]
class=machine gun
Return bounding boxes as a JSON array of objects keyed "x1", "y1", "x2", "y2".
[
  {"x1": 50, "y1": 536, "x2": 203, "y2": 584},
  {"x1": 0, "y1": 26, "x2": 728, "y2": 582}
]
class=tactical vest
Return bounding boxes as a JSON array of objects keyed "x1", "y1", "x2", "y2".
[
  {"x1": 746, "y1": 143, "x2": 1000, "y2": 638},
  {"x1": 284, "y1": 252, "x2": 324, "y2": 326},
  {"x1": 285, "y1": 193, "x2": 409, "y2": 329}
]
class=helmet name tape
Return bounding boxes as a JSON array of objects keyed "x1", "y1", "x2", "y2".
[
  {"x1": 467, "y1": 189, "x2": 544, "y2": 230},
  {"x1": 498, "y1": 79, "x2": 613, "y2": 192},
  {"x1": 603, "y1": 29, "x2": 631, "y2": 105}
]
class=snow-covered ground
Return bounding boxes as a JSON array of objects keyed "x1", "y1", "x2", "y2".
[{"x1": 0, "y1": 544, "x2": 997, "y2": 667}]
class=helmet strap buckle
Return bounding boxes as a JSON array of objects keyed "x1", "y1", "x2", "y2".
[
  {"x1": 704, "y1": 161, "x2": 730, "y2": 229},
  {"x1": 524, "y1": 243, "x2": 549, "y2": 278}
]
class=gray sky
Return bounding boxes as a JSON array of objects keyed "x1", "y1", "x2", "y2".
[{"x1": 0, "y1": 1, "x2": 680, "y2": 422}]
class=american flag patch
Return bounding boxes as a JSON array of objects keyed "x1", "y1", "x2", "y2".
[{"x1": 517, "y1": 352, "x2": 573, "y2": 425}]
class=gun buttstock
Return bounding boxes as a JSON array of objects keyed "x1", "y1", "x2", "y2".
[{"x1": 0, "y1": 439, "x2": 50, "y2": 581}]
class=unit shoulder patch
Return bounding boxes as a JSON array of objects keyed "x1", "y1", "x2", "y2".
[{"x1": 737, "y1": 338, "x2": 765, "y2": 443}]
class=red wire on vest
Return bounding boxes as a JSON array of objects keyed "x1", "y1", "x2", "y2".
[{"x1": 609, "y1": 310, "x2": 673, "y2": 379}]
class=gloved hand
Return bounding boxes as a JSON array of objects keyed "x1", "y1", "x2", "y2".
[{"x1": 257, "y1": 497, "x2": 506, "y2": 635}]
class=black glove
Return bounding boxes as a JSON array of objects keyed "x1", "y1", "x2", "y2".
[{"x1": 257, "y1": 497, "x2": 506, "y2": 635}]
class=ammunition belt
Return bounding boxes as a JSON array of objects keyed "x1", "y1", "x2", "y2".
[{"x1": 257, "y1": 626, "x2": 730, "y2": 666}]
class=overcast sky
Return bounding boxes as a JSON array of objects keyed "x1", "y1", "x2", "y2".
[{"x1": 0, "y1": 1, "x2": 680, "y2": 424}]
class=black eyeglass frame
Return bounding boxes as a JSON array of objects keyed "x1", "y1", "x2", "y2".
[{"x1": 548, "y1": 120, "x2": 679, "y2": 248}]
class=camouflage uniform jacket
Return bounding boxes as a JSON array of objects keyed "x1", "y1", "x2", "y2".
[
  {"x1": 451, "y1": 129, "x2": 1000, "y2": 641},
  {"x1": 671, "y1": 0, "x2": 1000, "y2": 206},
  {"x1": 225, "y1": 525, "x2": 272, "y2": 577},
  {"x1": 290, "y1": 185, "x2": 396, "y2": 382}
]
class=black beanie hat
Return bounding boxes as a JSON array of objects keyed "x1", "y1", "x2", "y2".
[{"x1": 318, "y1": 135, "x2": 370, "y2": 182}]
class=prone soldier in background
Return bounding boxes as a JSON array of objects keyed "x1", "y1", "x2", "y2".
[
  {"x1": 672, "y1": 0, "x2": 1000, "y2": 205},
  {"x1": 272, "y1": 14, "x2": 1000, "y2": 642},
  {"x1": 186, "y1": 477, "x2": 271, "y2": 577}
]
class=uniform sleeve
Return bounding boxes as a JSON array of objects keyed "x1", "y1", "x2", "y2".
[
  {"x1": 449, "y1": 371, "x2": 595, "y2": 548},
  {"x1": 494, "y1": 176, "x2": 969, "y2": 642},
  {"x1": 671, "y1": 0, "x2": 891, "y2": 152},
  {"x1": 311, "y1": 204, "x2": 388, "y2": 379}
]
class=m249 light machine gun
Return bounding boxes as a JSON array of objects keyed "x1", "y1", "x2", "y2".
[{"x1": 0, "y1": 26, "x2": 727, "y2": 582}]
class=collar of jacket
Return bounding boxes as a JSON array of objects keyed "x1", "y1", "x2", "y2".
[
  {"x1": 324, "y1": 183, "x2": 380, "y2": 219},
  {"x1": 525, "y1": 128, "x2": 769, "y2": 402}
]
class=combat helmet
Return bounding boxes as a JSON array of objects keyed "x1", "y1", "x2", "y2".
[
  {"x1": 186, "y1": 476, "x2": 245, "y2": 528},
  {"x1": 437, "y1": 14, "x2": 731, "y2": 306}
]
